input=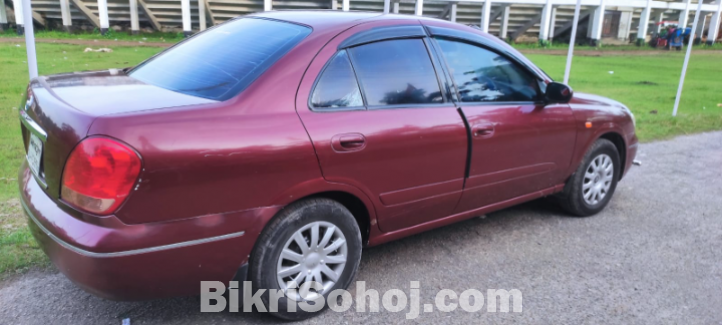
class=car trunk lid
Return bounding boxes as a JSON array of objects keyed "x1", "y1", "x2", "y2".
[
  {"x1": 20, "y1": 70, "x2": 216, "y2": 199},
  {"x1": 21, "y1": 77, "x2": 95, "y2": 199}
]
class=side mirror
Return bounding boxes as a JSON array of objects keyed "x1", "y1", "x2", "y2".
[{"x1": 544, "y1": 82, "x2": 573, "y2": 104}]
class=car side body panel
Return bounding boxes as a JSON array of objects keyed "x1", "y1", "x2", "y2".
[
  {"x1": 566, "y1": 92, "x2": 638, "y2": 180},
  {"x1": 295, "y1": 19, "x2": 469, "y2": 234},
  {"x1": 18, "y1": 11, "x2": 638, "y2": 301},
  {"x1": 453, "y1": 102, "x2": 577, "y2": 213},
  {"x1": 87, "y1": 19, "x2": 352, "y2": 224}
]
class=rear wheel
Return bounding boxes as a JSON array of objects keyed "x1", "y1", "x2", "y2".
[
  {"x1": 558, "y1": 139, "x2": 620, "y2": 216},
  {"x1": 248, "y1": 198, "x2": 362, "y2": 320}
]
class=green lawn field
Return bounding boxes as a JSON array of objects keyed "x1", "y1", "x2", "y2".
[
  {"x1": 0, "y1": 41, "x2": 720, "y2": 276},
  {"x1": 1, "y1": 29, "x2": 184, "y2": 44},
  {"x1": 0, "y1": 43, "x2": 163, "y2": 276},
  {"x1": 526, "y1": 52, "x2": 722, "y2": 140}
]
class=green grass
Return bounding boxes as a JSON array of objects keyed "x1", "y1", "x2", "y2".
[
  {"x1": 512, "y1": 42, "x2": 722, "y2": 51},
  {"x1": 526, "y1": 51, "x2": 722, "y2": 140},
  {"x1": 0, "y1": 41, "x2": 720, "y2": 276},
  {"x1": 0, "y1": 43, "x2": 163, "y2": 276},
  {"x1": 1, "y1": 28, "x2": 184, "y2": 44},
  {"x1": 0, "y1": 198, "x2": 48, "y2": 276},
  {"x1": 0, "y1": 42, "x2": 163, "y2": 201}
]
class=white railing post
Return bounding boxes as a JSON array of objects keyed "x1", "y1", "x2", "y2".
[
  {"x1": 678, "y1": 0, "x2": 691, "y2": 28},
  {"x1": 97, "y1": 0, "x2": 110, "y2": 35},
  {"x1": 549, "y1": 7, "x2": 557, "y2": 38},
  {"x1": 415, "y1": 0, "x2": 423, "y2": 16},
  {"x1": 480, "y1": 0, "x2": 491, "y2": 32},
  {"x1": 198, "y1": 0, "x2": 206, "y2": 30},
  {"x1": 694, "y1": 14, "x2": 706, "y2": 44},
  {"x1": 59, "y1": 0, "x2": 72, "y2": 32},
  {"x1": 707, "y1": 1, "x2": 722, "y2": 44},
  {"x1": 590, "y1": 0, "x2": 606, "y2": 46},
  {"x1": 654, "y1": 10, "x2": 664, "y2": 33},
  {"x1": 563, "y1": 0, "x2": 582, "y2": 84},
  {"x1": 450, "y1": 2, "x2": 458, "y2": 22},
  {"x1": 0, "y1": 0, "x2": 9, "y2": 31},
  {"x1": 130, "y1": 0, "x2": 140, "y2": 34},
  {"x1": 539, "y1": 0, "x2": 553, "y2": 43},
  {"x1": 22, "y1": 0, "x2": 37, "y2": 78},
  {"x1": 393, "y1": 1, "x2": 399, "y2": 13},
  {"x1": 621, "y1": 10, "x2": 634, "y2": 40},
  {"x1": 383, "y1": 0, "x2": 390, "y2": 13},
  {"x1": 636, "y1": 0, "x2": 652, "y2": 45},
  {"x1": 672, "y1": 0, "x2": 704, "y2": 116},
  {"x1": 500, "y1": 5, "x2": 510, "y2": 38},
  {"x1": 13, "y1": 0, "x2": 24, "y2": 35},
  {"x1": 331, "y1": 0, "x2": 337, "y2": 10},
  {"x1": 264, "y1": 0, "x2": 272, "y2": 11},
  {"x1": 181, "y1": 0, "x2": 191, "y2": 36},
  {"x1": 342, "y1": 0, "x2": 349, "y2": 12}
]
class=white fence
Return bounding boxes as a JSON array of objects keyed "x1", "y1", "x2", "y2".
[{"x1": 1, "y1": 0, "x2": 721, "y2": 44}]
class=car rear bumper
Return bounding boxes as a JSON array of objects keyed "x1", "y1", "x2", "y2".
[{"x1": 19, "y1": 163, "x2": 279, "y2": 301}]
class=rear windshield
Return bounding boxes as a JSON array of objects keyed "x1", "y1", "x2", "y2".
[{"x1": 129, "y1": 18, "x2": 311, "y2": 101}]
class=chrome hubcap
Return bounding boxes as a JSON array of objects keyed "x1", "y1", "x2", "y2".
[
  {"x1": 583, "y1": 154, "x2": 614, "y2": 205},
  {"x1": 276, "y1": 221, "x2": 347, "y2": 301}
]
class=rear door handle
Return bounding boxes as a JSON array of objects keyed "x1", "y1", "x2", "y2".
[
  {"x1": 332, "y1": 133, "x2": 366, "y2": 152},
  {"x1": 472, "y1": 123, "x2": 496, "y2": 138}
]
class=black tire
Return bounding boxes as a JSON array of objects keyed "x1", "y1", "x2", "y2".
[
  {"x1": 557, "y1": 139, "x2": 621, "y2": 217},
  {"x1": 248, "y1": 198, "x2": 362, "y2": 320}
]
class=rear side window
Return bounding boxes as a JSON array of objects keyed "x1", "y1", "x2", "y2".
[
  {"x1": 311, "y1": 51, "x2": 363, "y2": 109},
  {"x1": 130, "y1": 18, "x2": 311, "y2": 101},
  {"x1": 435, "y1": 38, "x2": 540, "y2": 102},
  {"x1": 348, "y1": 39, "x2": 442, "y2": 106}
]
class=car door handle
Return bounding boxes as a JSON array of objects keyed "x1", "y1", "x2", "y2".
[
  {"x1": 332, "y1": 133, "x2": 366, "y2": 152},
  {"x1": 472, "y1": 123, "x2": 496, "y2": 138}
]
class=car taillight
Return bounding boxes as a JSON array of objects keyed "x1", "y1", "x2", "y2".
[{"x1": 61, "y1": 137, "x2": 141, "y2": 215}]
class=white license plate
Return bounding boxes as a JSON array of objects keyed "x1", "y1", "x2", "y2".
[{"x1": 27, "y1": 133, "x2": 43, "y2": 177}]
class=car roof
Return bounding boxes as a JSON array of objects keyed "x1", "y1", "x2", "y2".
[
  {"x1": 248, "y1": 11, "x2": 548, "y2": 79},
  {"x1": 249, "y1": 10, "x2": 456, "y2": 30},
  {"x1": 250, "y1": 10, "x2": 380, "y2": 29}
]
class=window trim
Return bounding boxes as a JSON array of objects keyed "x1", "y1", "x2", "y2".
[
  {"x1": 431, "y1": 36, "x2": 546, "y2": 105},
  {"x1": 338, "y1": 25, "x2": 427, "y2": 49},
  {"x1": 421, "y1": 37, "x2": 453, "y2": 105},
  {"x1": 308, "y1": 50, "x2": 366, "y2": 112},
  {"x1": 347, "y1": 37, "x2": 448, "y2": 109},
  {"x1": 426, "y1": 26, "x2": 550, "y2": 83},
  {"x1": 423, "y1": 30, "x2": 459, "y2": 104},
  {"x1": 366, "y1": 102, "x2": 455, "y2": 111},
  {"x1": 310, "y1": 37, "x2": 453, "y2": 112}
]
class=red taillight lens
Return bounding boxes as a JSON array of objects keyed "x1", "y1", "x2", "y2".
[{"x1": 61, "y1": 137, "x2": 141, "y2": 215}]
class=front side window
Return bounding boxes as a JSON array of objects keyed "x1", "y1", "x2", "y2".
[
  {"x1": 130, "y1": 18, "x2": 311, "y2": 101},
  {"x1": 311, "y1": 51, "x2": 363, "y2": 109},
  {"x1": 435, "y1": 38, "x2": 540, "y2": 102},
  {"x1": 348, "y1": 39, "x2": 442, "y2": 106}
]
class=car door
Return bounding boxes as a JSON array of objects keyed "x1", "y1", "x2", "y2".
[
  {"x1": 430, "y1": 35, "x2": 577, "y2": 213},
  {"x1": 296, "y1": 24, "x2": 468, "y2": 233}
]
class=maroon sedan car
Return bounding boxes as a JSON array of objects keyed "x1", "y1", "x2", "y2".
[{"x1": 19, "y1": 11, "x2": 637, "y2": 319}]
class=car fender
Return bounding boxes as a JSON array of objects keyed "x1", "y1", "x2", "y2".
[
  {"x1": 566, "y1": 120, "x2": 628, "y2": 180},
  {"x1": 268, "y1": 177, "x2": 380, "y2": 235}
]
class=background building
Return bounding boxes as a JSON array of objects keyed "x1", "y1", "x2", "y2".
[{"x1": 1, "y1": 0, "x2": 720, "y2": 44}]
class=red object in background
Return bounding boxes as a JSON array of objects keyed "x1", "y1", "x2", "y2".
[{"x1": 18, "y1": 11, "x2": 638, "y2": 301}]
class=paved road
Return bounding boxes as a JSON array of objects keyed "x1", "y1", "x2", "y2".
[{"x1": 2, "y1": 132, "x2": 721, "y2": 324}]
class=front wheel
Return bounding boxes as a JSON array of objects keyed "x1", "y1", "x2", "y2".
[
  {"x1": 248, "y1": 198, "x2": 362, "y2": 320},
  {"x1": 557, "y1": 139, "x2": 621, "y2": 216}
]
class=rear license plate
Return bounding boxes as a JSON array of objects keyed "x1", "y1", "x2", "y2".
[{"x1": 27, "y1": 133, "x2": 43, "y2": 177}]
